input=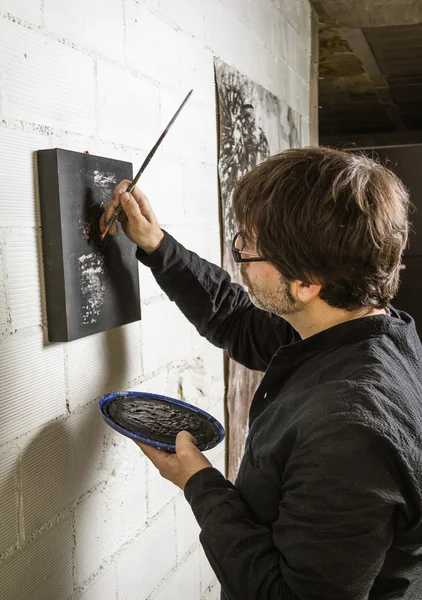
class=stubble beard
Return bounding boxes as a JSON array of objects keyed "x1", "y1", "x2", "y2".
[{"x1": 241, "y1": 267, "x2": 302, "y2": 317}]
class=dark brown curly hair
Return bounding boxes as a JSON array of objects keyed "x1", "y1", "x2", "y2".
[{"x1": 232, "y1": 147, "x2": 410, "y2": 310}]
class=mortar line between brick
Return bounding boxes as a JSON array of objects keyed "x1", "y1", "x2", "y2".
[
  {"x1": 16, "y1": 447, "x2": 25, "y2": 547},
  {"x1": 74, "y1": 500, "x2": 173, "y2": 595},
  {"x1": 63, "y1": 346, "x2": 71, "y2": 414},
  {"x1": 71, "y1": 508, "x2": 78, "y2": 593},
  {"x1": 40, "y1": 0, "x2": 45, "y2": 30},
  {"x1": 147, "y1": 543, "x2": 201, "y2": 600},
  {"x1": 0, "y1": 478, "x2": 108, "y2": 564},
  {"x1": 1, "y1": 12, "x2": 164, "y2": 91}
]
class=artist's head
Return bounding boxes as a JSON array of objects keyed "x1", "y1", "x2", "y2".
[{"x1": 232, "y1": 147, "x2": 409, "y2": 318}]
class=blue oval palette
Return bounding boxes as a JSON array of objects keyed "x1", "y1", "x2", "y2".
[{"x1": 99, "y1": 391, "x2": 225, "y2": 453}]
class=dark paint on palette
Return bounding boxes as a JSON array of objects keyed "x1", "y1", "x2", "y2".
[
  {"x1": 104, "y1": 395, "x2": 219, "y2": 445},
  {"x1": 37, "y1": 148, "x2": 141, "y2": 342},
  {"x1": 99, "y1": 391, "x2": 225, "y2": 453}
]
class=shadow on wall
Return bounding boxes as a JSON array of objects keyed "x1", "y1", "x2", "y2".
[
  {"x1": 0, "y1": 325, "x2": 133, "y2": 599},
  {"x1": 0, "y1": 156, "x2": 135, "y2": 598}
]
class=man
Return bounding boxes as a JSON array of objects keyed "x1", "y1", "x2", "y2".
[{"x1": 100, "y1": 147, "x2": 422, "y2": 599}]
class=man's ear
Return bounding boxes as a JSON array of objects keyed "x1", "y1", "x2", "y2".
[{"x1": 290, "y1": 280, "x2": 322, "y2": 303}]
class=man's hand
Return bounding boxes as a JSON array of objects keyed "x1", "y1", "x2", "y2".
[
  {"x1": 137, "y1": 431, "x2": 212, "y2": 490},
  {"x1": 99, "y1": 180, "x2": 164, "y2": 254}
]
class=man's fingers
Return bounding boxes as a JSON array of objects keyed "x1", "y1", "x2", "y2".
[
  {"x1": 177, "y1": 431, "x2": 198, "y2": 445},
  {"x1": 112, "y1": 180, "x2": 131, "y2": 205},
  {"x1": 130, "y1": 187, "x2": 155, "y2": 221},
  {"x1": 120, "y1": 191, "x2": 147, "y2": 226},
  {"x1": 109, "y1": 220, "x2": 118, "y2": 236},
  {"x1": 108, "y1": 180, "x2": 156, "y2": 226},
  {"x1": 176, "y1": 431, "x2": 199, "y2": 459},
  {"x1": 136, "y1": 441, "x2": 170, "y2": 464},
  {"x1": 100, "y1": 179, "x2": 132, "y2": 233},
  {"x1": 100, "y1": 199, "x2": 119, "y2": 233}
]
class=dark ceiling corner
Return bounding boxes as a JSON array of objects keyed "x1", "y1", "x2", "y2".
[{"x1": 310, "y1": 0, "x2": 422, "y2": 147}]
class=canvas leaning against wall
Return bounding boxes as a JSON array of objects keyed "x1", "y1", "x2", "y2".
[{"x1": 214, "y1": 58, "x2": 303, "y2": 481}]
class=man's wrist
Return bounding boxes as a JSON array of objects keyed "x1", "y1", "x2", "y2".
[{"x1": 141, "y1": 230, "x2": 165, "y2": 255}]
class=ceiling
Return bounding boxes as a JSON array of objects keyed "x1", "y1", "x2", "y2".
[{"x1": 311, "y1": 0, "x2": 422, "y2": 146}]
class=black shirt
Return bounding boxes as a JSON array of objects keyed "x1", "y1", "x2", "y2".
[{"x1": 137, "y1": 232, "x2": 422, "y2": 600}]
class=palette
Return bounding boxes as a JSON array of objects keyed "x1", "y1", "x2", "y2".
[{"x1": 99, "y1": 391, "x2": 225, "y2": 452}]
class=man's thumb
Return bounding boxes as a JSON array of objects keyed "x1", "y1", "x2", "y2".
[{"x1": 176, "y1": 431, "x2": 198, "y2": 457}]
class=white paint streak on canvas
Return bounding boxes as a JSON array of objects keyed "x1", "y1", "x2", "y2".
[
  {"x1": 93, "y1": 170, "x2": 117, "y2": 202},
  {"x1": 78, "y1": 217, "x2": 92, "y2": 241},
  {"x1": 78, "y1": 252, "x2": 106, "y2": 324},
  {"x1": 93, "y1": 170, "x2": 116, "y2": 187}
]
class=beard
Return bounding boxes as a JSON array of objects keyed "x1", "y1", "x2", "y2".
[{"x1": 240, "y1": 266, "x2": 303, "y2": 317}]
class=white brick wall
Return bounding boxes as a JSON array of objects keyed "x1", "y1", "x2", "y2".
[
  {"x1": 0, "y1": 0, "x2": 42, "y2": 25},
  {"x1": 75, "y1": 485, "x2": 120, "y2": 583},
  {"x1": 160, "y1": 0, "x2": 206, "y2": 39},
  {"x1": 21, "y1": 421, "x2": 73, "y2": 535},
  {"x1": 0, "y1": 518, "x2": 74, "y2": 600},
  {"x1": 179, "y1": 38, "x2": 215, "y2": 105},
  {"x1": 0, "y1": 128, "x2": 45, "y2": 227},
  {"x1": 160, "y1": 86, "x2": 217, "y2": 163},
  {"x1": 116, "y1": 504, "x2": 176, "y2": 599},
  {"x1": 0, "y1": 444, "x2": 19, "y2": 555},
  {"x1": 5, "y1": 231, "x2": 43, "y2": 330},
  {"x1": 0, "y1": 0, "x2": 313, "y2": 598},
  {"x1": 141, "y1": 299, "x2": 193, "y2": 373},
  {"x1": 141, "y1": 156, "x2": 184, "y2": 225},
  {"x1": 202, "y1": 582, "x2": 222, "y2": 600},
  {"x1": 79, "y1": 568, "x2": 118, "y2": 600},
  {"x1": 155, "y1": 548, "x2": 201, "y2": 600},
  {"x1": 183, "y1": 161, "x2": 219, "y2": 224},
  {"x1": 199, "y1": 544, "x2": 219, "y2": 597},
  {"x1": 0, "y1": 332, "x2": 66, "y2": 443},
  {"x1": 44, "y1": 0, "x2": 125, "y2": 62},
  {"x1": 176, "y1": 494, "x2": 201, "y2": 559},
  {"x1": 97, "y1": 61, "x2": 160, "y2": 148},
  {"x1": 66, "y1": 321, "x2": 142, "y2": 410},
  {"x1": 125, "y1": 3, "x2": 182, "y2": 87},
  {"x1": 0, "y1": 244, "x2": 9, "y2": 335},
  {"x1": 0, "y1": 20, "x2": 96, "y2": 133},
  {"x1": 147, "y1": 460, "x2": 181, "y2": 517}
]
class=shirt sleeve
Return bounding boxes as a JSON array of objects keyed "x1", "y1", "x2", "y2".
[
  {"x1": 136, "y1": 231, "x2": 295, "y2": 372},
  {"x1": 184, "y1": 422, "x2": 401, "y2": 600}
]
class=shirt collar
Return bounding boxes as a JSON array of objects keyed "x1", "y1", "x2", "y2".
[{"x1": 274, "y1": 309, "x2": 407, "y2": 362}]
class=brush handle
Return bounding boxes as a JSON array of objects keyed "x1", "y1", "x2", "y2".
[
  {"x1": 129, "y1": 88, "x2": 193, "y2": 189},
  {"x1": 101, "y1": 89, "x2": 193, "y2": 240}
]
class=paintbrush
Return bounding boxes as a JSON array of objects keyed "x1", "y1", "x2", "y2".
[{"x1": 100, "y1": 88, "x2": 193, "y2": 240}]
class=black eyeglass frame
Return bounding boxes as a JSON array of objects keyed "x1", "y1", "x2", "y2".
[{"x1": 231, "y1": 232, "x2": 267, "y2": 263}]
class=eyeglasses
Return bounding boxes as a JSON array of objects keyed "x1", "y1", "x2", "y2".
[{"x1": 231, "y1": 232, "x2": 266, "y2": 263}]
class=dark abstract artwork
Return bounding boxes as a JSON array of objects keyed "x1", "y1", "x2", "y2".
[
  {"x1": 214, "y1": 59, "x2": 302, "y2": 480},
  {"x1": 37, "y1": 149, "x2": 141, "y2": 342}
]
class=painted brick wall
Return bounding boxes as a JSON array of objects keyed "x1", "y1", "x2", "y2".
[{"x1": 0, "y1": 0, "x2": 313, "y2": 598}]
